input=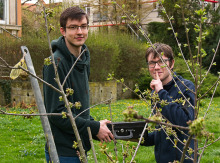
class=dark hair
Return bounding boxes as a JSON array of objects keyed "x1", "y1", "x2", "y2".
[
  {"x1": 145, "y1": 43, "x2": 174, "y2": 65},
  {"x1": 60, "y1": 6, "x2": 89, "y2": 28}
]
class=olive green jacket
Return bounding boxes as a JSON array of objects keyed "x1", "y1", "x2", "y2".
[{"x1": 43, "y1": 36, "x2": 100, "y2": 156}]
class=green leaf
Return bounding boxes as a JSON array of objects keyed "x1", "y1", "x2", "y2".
[
  {"x1": 195, "y1": 9, "x2": 206, "y2": 16},
  {"x1": 59, "y1": 96, "x2": 63, "y2": 101},
  {"x1": 194, "y1": 28, "x2": 200, "y2": 33},
  {"x1": 68, "y1": 102, "x2": 73, "y2": 108},
  {"x1": 132, "y1": 20, "x2": 137, "y2": 24},
  {"x1": 66, "y1": 88, "x2": 74, "y2": 96},
  {"x1": 174, "y1": 4, "x2": 181, "y2": 8},
  {"x1": 44, "y1": 57, "x2": 52, "y2": 66},
  {"x1": 134, "y1": 88, "x2": 139, "y2": 93},
  {"x1": 121, "y1": 16, "x2": 127, "y2": 19},
  {"x1": 186, "y1": 28, "x2": 190, "y2": 33},
  {"x1": 175, "y1": 32, "x2": 178, "y2": 37},
  {"x1": 61, "y1": 112, "x2": 67, "y2": 119},
  {"x1": 139, "y1": 29, "x2": 145, "y2": 35},
  {"x1": 201, "y1": 16, "x2": 207, "y2": 22},
  {"x1": 183, "y1": 44, "x2": 188, "y2": 47},
  {"x1": 74, "y1": 101, "x2": 82, "y2": 109},
  {"x1": 120, "y1": 78, "x2": 124, "y2": 83},
  {"x1": 72, "y1": 141, "x2": 78, "y2": 149},
  {"x1": 123, "y1": 87, "x2": 128, "y2": 92},
  {"x1": 195, "y1": 24, "x2": 200, "y2": 29},
  {"x1": 185, "y1": 18, "x2": 189, "y2": 22},
  {"x1": 201, "y1": 48, "x2": 207, "y2": 58},
  {"x1": 196, "y1": 37, "x2": 201, "y2": 42}
]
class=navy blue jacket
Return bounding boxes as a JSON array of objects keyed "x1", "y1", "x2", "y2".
[{"x1": 142, "y1": 75, "x2": 195, "y2": 163}]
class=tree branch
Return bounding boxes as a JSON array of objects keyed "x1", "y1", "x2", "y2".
[
  {"x1": 0, "y1": 109, "x2": 62, "y2": 117},
  {"x1": 62, "y1": 48, "x2": 87, "y2": 87},
  {"x1": 135, "y1": 115, "x2": 190, "y2": 130},
  {"x1": 180, "y1": 135, "x2": 194, "y2": 163},
  {"x1": 198, "y1": 76, "x2": 220, "y2": 100},
  {"x1": 198, "y1": 38, "x2": 220, "y2": 88}
]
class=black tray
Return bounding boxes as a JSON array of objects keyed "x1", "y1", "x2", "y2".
[{"x1": 107, "y1": 121, "x2": 147, "y2": 140}]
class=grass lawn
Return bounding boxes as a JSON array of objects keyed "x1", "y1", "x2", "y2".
[{"x1": 0, "y1": 98, "x2": 219, "y2": 163}]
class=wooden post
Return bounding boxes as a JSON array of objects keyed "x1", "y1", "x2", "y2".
[{"x1": 21, "y1": 46, "x2": 59, "y2": 163}]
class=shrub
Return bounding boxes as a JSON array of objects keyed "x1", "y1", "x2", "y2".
[
  {"x1": 21, "y1": 36, "x2": 50, "y2": 77},
  {"x1": 86, "y1": 32, "x2": 121, "y2": 81},
  {"x1": 0, "y1": 35, "x2": 23, "y2": 76},
  {"x1": 0, "y1": 34, "x2": 50, "y2": 78},
  {"x1": 202, "y1": 25, "x2": 220, "y2": 75},
  {"x1": 113, "y1": 33, "x2": 146, "y2": 80},
  {"x1": 1, "y1": 30, "x2": 147, "y2": 82},
  {"x1": 87, "y1": 31, "x2": 146, "y2": 81}
]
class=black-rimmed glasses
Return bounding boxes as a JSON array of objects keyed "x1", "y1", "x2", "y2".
[
  {"x1": 147, "y1": 59, "x2": 170, "y2": 68},
  {"x1": 65, "y1": 25, "x2": 89, "y2": 31}
]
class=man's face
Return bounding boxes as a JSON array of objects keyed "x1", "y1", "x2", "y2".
[
  {"x1": 147, "y1": 53, "x2": 174, "y2": 85},
  {"x1": 60, "y1": 16, "x2": 88, "y2": 48}
]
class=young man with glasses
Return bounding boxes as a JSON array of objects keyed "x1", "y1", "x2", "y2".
[
  {"x1": 142, "y1": 43, "x2": 195, "y2": 163},
  {"x1": 43, "y1": 6, "x2": 113, "y2": 163}
]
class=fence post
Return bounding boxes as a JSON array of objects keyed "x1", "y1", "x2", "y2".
[{"x1": 21, "y1": 46, "x2": 59, "y2": 163}]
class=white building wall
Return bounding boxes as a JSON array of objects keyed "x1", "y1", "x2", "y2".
[{"x1": 62, "y1": 0, "x2": 164, "y2": 28}]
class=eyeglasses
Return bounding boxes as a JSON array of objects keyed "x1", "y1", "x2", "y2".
[
  {"x1": 147, "y1": 59, "x2": 170, "y2": 68},
  {"x1": 65, "y1": 25, "x2": 89, "y2": 31}
]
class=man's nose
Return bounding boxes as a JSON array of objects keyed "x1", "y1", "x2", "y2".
[
  {"x1": 76, "y1": 27, "x2": 83, "y2": 33},
  {"x1": 154, "y1": 63, "x2": 160, "y2": 69}
]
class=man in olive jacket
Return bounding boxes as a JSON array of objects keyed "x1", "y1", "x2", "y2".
[{"x1": 43, "y1": 7, "x2": 113, "y2": 163}]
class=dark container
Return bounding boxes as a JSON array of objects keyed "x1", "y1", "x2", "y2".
[{"x1": 107, "y1": 121, "x2": 147, "y2": 140}]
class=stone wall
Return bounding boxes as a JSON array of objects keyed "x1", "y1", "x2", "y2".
[
  {"x1": 0, "y1": 86, "x2": 5, "y2": 106},
  {"x1": 11, "y1": 80, "x2": 40, "y2": 105},
  {"x1": 0, "y1": 79, "x2": 133, "y2": 107},
  {"x1": 89, "y1": 81, "x2": 117, "y2": 105}
]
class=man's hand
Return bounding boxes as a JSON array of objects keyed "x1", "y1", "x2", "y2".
[
  {"x1": 96, "y1": 119, "x2": 114, "y2": 143},
  {"x1": 150, "y1": 71, "x2": 163, "y2": 93}
]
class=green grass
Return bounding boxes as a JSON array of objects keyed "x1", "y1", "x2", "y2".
[
  {"x1": 0, "y1": 110, "x2": 45, "y2": 163},
  {"x1": 0, "y1": 98, "x2": 219, "y2": 162},
  {"x1": 197, "y1": 97, "x2": 220, "y2": 162}
]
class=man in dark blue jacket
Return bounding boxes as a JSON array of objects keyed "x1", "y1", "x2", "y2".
[{"x1": 142, "y1": 43, "x2": 195, "y2": 163}]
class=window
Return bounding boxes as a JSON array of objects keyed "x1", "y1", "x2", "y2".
[
  {"x1": 0, "y1": 0, "x2": 9, "y2": 24},
  {"x1": 93, "y1": 10, "x2": 108, "y2": 22},
  {"x1": 85, "y1": 7, "x2": 91, "y2": 17}
]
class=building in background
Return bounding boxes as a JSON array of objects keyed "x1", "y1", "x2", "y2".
[
  {"x1": 62, "y1": 0, "x2": 163, "y2": 30},
  {"x1": 0, "y1": 0, "x2": 22, "y2": 37}
]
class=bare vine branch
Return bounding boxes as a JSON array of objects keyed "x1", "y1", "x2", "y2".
[{"x1": 199, "y1": 38, "x2": 220, "y2": 88}]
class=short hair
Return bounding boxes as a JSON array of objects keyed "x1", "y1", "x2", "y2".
[
  {"x1": 60, "y1": 6, "x2": 89, "y2": 28},
  {"x1": 145, "y1": 43, "x2": 174, "y2": 65}
]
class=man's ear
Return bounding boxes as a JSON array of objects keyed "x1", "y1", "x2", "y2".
[
  {"x1": 60, "y1": 27, "x2": 66, "y2": 36},
  {"x1": 170, "y1": 59, "x2": 175, "y2": 69}
]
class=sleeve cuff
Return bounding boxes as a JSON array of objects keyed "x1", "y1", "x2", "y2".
[
  {"x1": 89, "y1": 120, "x2": 100, "y2": 136},
  {"x1": 158, "y1": 89, "x2": 167, "y2": 100},
  {"x1": 158, "y1": 89, "x2": 164, "y2": 94}
]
